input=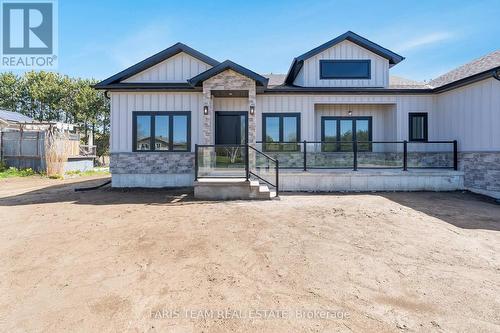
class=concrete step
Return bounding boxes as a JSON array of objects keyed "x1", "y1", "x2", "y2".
[{"x1": 194, "y1": 178, "x2": 274, "y2": 200}]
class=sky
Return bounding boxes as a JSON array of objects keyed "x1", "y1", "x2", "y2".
[{"x1": 27, "y1": 0, "x2": 500, "y2": 82}]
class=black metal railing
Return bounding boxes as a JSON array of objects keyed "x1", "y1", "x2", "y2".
[
  {"x1": 195, "y1": 144, "x2": 279, "y2": 196},
  {"x1": 255, "y1": 140, "x2": 458, "y2": 171}
]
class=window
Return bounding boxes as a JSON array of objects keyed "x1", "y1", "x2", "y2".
[
  {"x1": 262, "y1": 113, "x2": 300, "y2": 151},
  {"x1": 409, "y1": 113, "x2": 428, "y2": 141},
  {"x1": 321, "y1": 117, "x2": 372, "y2": 152},
  {"x1": 133, "y1": 111, "x2": 190, "y2": 152},
  {"x1": 320, "y1": 60, "x2": 371, "y2": 79}
]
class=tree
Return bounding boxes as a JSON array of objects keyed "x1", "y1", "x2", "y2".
[
  {"x1": 0, "y1": 72, "x2": 21, "y2": 112},
  {"x1": 0, "y1": 71, "x2": 110, "y2": 157}
]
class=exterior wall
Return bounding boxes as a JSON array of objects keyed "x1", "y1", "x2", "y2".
[
  {"x1": 294, "y1": 40, "x2": 390, "y2": 88},
  {"x1": 109, "y1": 87, "x2": 499, "y2": 198},
  {"x1": 109, "y1": 92, "x2": 203, "y2": 153},
  {"x1": 110, "y1": 152, "x2": 194, "y2": 187},
  {"x1": 459, "y1": 152, "x2": 500, "y2": 199},
  {"x1": 314, "y1": 104, "x2": 396, "y2": 141},
  {"x1": 123, "y1": 52, "x2": 212, "y2": 83},
  {"x1": 434, "y1": 78, "x2": 500, "y2": 151},
  {"x1": 256, "y1": 94, "x2": 434, "y2": 143}
]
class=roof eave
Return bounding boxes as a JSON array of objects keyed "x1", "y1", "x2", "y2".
[
  {"x1": 188, "y1": 60, "x2": 269, "y2": 88},
  {"x1": 432, "y1": 66, "x2": 500, "y2": 93},
  {"x1": 94, "y1": 43, "x2": 220, "y2": 89}
]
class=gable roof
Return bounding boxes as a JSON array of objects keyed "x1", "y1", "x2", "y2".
[
  {"x1": 429, "y1": 50, "x2": 500, "y2": 88},
  {"x1": 0, "y1": 109, "x2": 33, "y2": 123},
  {"x1": 188, "y1": 60, "x2": 269, "y2": 87},
  {"x1": 94, "y1": 42, "x2": 220, "y2": 89},
  {"x1": 284, "y1": 31, "x2": 404, "y2": 85}
]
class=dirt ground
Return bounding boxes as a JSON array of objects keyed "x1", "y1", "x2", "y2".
[{"x1": 1, "y1": 176, "x2": 499, "y2": 333}]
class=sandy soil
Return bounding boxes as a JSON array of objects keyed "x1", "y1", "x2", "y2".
[{"x1": 0, "y1": 176, "x2": 499, "y2": 332}]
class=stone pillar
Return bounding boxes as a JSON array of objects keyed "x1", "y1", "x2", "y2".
[
  {"x1": 202, "y1": 85, "x2": 212, "y2": 145},
  {"x1": 200, "y1": 69, "x2": 259, "y2": 174}
]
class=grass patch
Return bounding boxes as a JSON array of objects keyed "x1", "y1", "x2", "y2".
[{"x1": 0, "y1": 167, "x2": 37, "y2": 179}]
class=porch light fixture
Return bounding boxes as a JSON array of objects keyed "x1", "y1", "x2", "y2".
[
  {"x1": 348, "y1": 110, "x2": 352, "y2": 116},
  {"x1": 249, "y1": 105, "x2": 255, "y2": 115},
  {"x1": 203, "y1": 105, "x2": 209, "y2": 115}
]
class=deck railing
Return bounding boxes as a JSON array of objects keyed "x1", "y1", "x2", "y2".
[
  {"x1": 255, "y1": 140, "x2": 458, "y2": 171},
  {"x1": 194, "y1": 144, "x2": 279, "y2": 196}
]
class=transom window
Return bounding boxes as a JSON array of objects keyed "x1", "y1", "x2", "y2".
[
  {"x1": 133, "y1": 111, "x2": 191, "y2": 152},
  {"x1": 409, "y1": 113, "x2": 428, "y2": 142},
  {"x1": 262, "y1": 113, "x2": 300, "y2": 151},
  {"x1": 321, "y1": 116, "x2": 372, "y2": 151},
  {"x1": 320, "y1": 60, "x2": 371, "y2": 80}
]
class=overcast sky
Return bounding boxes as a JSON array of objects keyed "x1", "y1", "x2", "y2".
[{"x1": 17, "y1": 0, "x2": 500, "y2": 82}]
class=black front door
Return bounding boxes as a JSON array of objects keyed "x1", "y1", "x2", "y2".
[{"x1": 215, "y1": 112, "x2": 248, "y2": 145}]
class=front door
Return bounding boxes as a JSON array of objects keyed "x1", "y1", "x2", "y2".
[{"x1": 215, "y1": 112, "x2": 248, "y2": 145}]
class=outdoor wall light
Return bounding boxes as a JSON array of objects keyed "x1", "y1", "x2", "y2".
[
  {"x1": 348, "y1": 110, "x2": 352, "y2": 116},
  {"x1": 250, "y1": 105, "x2": 255, "y2": 115},
  {"x1": 203, "y1": 105, "x2": 209, "y2": 115}
]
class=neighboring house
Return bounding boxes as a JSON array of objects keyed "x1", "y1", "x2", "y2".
[
  {"x1": 95, "y1": 31, "x2": 500, "y2": 199},
  {"x1": 0, "y1": 109, "x2": 34, "y2": 130},
  {"x1": 0, "y1": 110, "x2": 96, "y2": 172}
]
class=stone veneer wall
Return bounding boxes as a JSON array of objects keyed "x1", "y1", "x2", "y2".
[
  {"x1": 202, "y1": 69, "x2": 256, "y2": 145},
  {"x1": 258, "y1": 152, "x2": 455, "y2": 169},
  {"x1": 110, "y1": 152, "x2": 194, "y2": 174},
  {"x1": 459, "y1": 152, "x2": 500, "y2": 198}
]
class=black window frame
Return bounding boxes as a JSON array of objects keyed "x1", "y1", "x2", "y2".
[
  {"x1": 262, "y1": 113, "x2": 301, "y2": 151},
  {"x1": 408, "y1": 112, "x2": 428, "y2": 142},
  {"x1": 319, "y1": 59, "x2": 371, "y2": 80},
  {"x1": 321, "y1": 116, "x2": 373, "y2": 152},
  {"x1": 132, "y1": 111, "x2": 191, "y2": 152}
]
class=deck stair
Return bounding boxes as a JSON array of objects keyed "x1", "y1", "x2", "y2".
[{"x1": 194, "y1": 178, "x2": 276, "y2": 200}]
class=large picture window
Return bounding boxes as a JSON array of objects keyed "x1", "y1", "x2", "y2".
[
  {"x1": 320, "y1": 60, "x2": 371, "y2": 80},
  {"x1": 409, "y1": 113, "x2": 428, "y2": 142},
  {"x1": 262, "y1": 113, "x2": 300, "y2": 151},
  {"x1": 133, "y1": 111, "x2": 191, "y2": 152},
  {"x1": 321, "y1": 116, "x2": 372, "y2": 152}
]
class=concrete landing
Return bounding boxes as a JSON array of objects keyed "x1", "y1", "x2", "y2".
[{"x1": 194, "y1": 179, "x2": 276, "y2": 200}]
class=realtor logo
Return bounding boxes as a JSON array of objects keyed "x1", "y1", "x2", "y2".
[{"x1": 1, "y1": 0, "x2": 58, "y2": 68}]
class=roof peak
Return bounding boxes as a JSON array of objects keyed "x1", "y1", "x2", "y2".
[
  {"x1": 284, "y1": 31, "x2": 404, "y2": 85},
  {"x1": 95, "y1": 42, "x2": 219, "y2": 88}
]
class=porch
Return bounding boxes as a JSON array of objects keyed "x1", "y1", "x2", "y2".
[{"x1": 193, "y1": 140, "x2": 463, "y2": 199}]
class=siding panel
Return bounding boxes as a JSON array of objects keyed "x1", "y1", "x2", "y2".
[
  {"x1": 294, "y1": 40, "x2": 390, "y2": 88},
  {"x1": 123, "y1": 52, "x2": 212, "y2": 83},
  {"x1": 435, "y1": 78, "x2": 500, "y2": 151}
]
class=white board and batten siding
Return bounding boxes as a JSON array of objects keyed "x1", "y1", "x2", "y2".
[
  {"x1": 256, "y1": 94, "x2": 434, "y2": 143},
  {"x1": 110, "y1": 92, "x2": 203, "y2": 153},
  {"x1": 314, "y1": 104, "x2": 396, "y2": 142},
  {"x1": 294, "y1": 40, "x2": 390, "y2": 88},
  {"x1": 123, "y1": 52, "x2": 212, "y2": 83},
  {"x1": 434, "y1": 78, "x2": 500, "y2": 151}
]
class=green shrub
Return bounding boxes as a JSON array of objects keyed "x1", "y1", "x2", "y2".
[{"x1": 0, "y1": 167, "x2": 36, "y2": 178}]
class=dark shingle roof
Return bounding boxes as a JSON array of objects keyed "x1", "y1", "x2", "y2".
[
  {"x1": 429, "y1": 50, "x2": 500, "y2": 88},
  {"x1": 0, "y1": 110, "x2": 33, "y2": 123}
]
